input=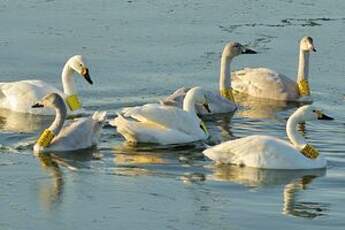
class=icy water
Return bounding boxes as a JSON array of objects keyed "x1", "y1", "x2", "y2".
[{"x1": 1, "y1": 0, "x2": 345, "y2": 229}]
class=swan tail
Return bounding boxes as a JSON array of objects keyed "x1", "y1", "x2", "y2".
[{"x1": 92, "y1": 111, "x2": 107, "y2": 123}]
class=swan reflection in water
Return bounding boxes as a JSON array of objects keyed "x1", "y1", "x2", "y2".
[
  {"x1": 36, "y1": 153, "x2": 64, "y2": 210},
  {"x1": 35, "y1": 149, "x2": 97, "y2": 210},
  {"x1": 0, "y1": 109, "x2": 53, "y2": 133},
  {"x1": 112, "y1": 142, "x2": 206, "y2": 177},
  {"x1": 208, "y1": 165, "x2": 329, "y2": 218},
  {"x1": 0, "y1": 108, "x2": 85, "y2": 133},
  {"x1": 234, "y1": 93, "x2": 309, "y2": 120},
  {"x1": 201, "y1": 112, "x2": 235, "y2": 144},
  {"x1": 112, "y1": 144, "x2": 169, "y2": 177}
]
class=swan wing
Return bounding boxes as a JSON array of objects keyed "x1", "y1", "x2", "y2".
[
  {"x1": 232, "y1": 68, "x2": 299, "y2": 101},
  {"x1": 203, "y1": 135, "x2": 326, "y2": 169},
  {"x1": 119, "y1": 103, "x2": 203, "y2": 137},
  {"x1": 114, "y1": 114, "x2": 199, "y2": 145},
  {"x1": 0, "y1": 80, "x2": 64, "y2": 114}
]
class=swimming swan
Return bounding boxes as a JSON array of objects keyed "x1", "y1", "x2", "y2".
[
  {"x1": 32, "y1": 93, "x2": 106, "y2": 154},
  {"x1": 161, "y1": 42, "x2": 256, "y2": 115},
  {"x1": 111, "y1": 87, "x2": 210, "y2": 145},
  {"x1": 203, "y1": 105, "x2": 333, "y2": 169},
  {"x1": 232, "y1": 36, "x2": 316, "y2": 101},
  {"x1": 0, "y1": 55, "x2": 93, "y2": 115}
]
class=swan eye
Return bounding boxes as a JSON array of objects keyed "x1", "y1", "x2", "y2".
[{"x1": 79, "y1": 64, "x2": 83, "y2": 67}]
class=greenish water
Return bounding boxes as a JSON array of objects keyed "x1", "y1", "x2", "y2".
[{"x1": 1, "y1": 0, "x2": 345, "y2": 229}]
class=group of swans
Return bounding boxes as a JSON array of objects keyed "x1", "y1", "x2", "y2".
[
  {"x1": 0, "y1": 36, "x2": 333, "y2": 170},
  {"x1": 161, "y1": 36, "x2": 316, "y2": 114},
  {"x1": 161, "y1": 42, "x2": 257, "y2": 114},
  {"x1": 112, "y1": 36, "x2": 332, "y2": 170},
  {"x1": 0, "y1": 55, "x2": 105, "y2": 154}
]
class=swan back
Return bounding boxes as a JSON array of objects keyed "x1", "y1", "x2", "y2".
[{"x1": 45, "y1": 111, "x2": 106, "y2": 152}]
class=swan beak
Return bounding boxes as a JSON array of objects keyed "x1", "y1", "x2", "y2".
[
  {"x1": 32, "y1": 103, "x2": 44, "y2": 108},
  {"x1": 203, "y1": 103, "x2": 211, "y2": 113},
  {"x1": 316, "y1": 111, "x2": 333, "y2": 120},
  {"x1": 312, "y1": 47, "x2": 317, "y2": 52},
  {"x1": 242, "y1": 48, "x2": 257, "y2": 54},
  {"x1": 81, "y1": 68, "x2": 93, "y2": 85}
]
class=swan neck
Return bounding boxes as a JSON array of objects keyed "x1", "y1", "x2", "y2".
[
  {"x1": 219, "y1": 55, "x2": 232, "y2": 91},
  {"x1": 183, "y1": 94, "x2": 197, "y2": 115},
  {"x1": 286, "y1": 113, "x2": 307, "y2": 150},
  {"x1": 62, "y1": 63, "x2": 77, "y2": 96},
  {"x1": 297, "y1": 49, "x2": 309, "y2": 82},
  {"x1": 48, "y1": 106, "x2": 67, "y2": 135}
]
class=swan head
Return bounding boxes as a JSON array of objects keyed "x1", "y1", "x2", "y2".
[
  {"x1": 186, "y1": 87, "x2": 211, "y2": 113},
  {"x1": 294, "y1": 105, "x2": 333, "y2": 122},
  {"x1": 32, "y1": 93, "x2": 67, "y2": 113},
  {"x1": 67, "y1": 55, "x2": 93, "y2": 84},
  {"x1": 300, "y1": 36, "x2": 316, "y2": 52},
  {"x1": 222, "y1": 42, "x2": 257, "y2": 59}
]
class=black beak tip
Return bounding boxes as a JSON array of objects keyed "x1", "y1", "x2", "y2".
[
  {"x1": 84, "y1": 73, "x2": 93, "y2": 85},
  {"x1": 312, "y1": 48, "x2": 317, "y2": 52},
  {"x1": 204, "y1": 104, "x2": 211, "y2": 113},
  {"x1": 32, "y1": 103, "x2": 44, "y2": 108},
  {"x1": 319, "y1": 114, "x2": 334, "y2": 120},
  {"x1": 242, "y1": 49, "x2": 257, "y2": 54}
]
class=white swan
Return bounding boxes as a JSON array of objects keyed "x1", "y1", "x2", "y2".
[
  {"x1": 232, "y1": 36, "x2": 316, "y2": 101},
  {"x1": 161, "y1": 42, "x2": 257, "y2": 115},
  {"x1": 111, "y1": 87, "x2": 210, "y2": 145},
  {"x1": 203, "y1": 105, "x2": 333, "y2": 169},
  {"x1": 32, "y1": 93, "x2": 106, "y2": 154},
  {"x1": 0, "y1": 55, "x2": 93, "y2": 115}
]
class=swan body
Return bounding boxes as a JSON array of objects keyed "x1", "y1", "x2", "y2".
[
  {"x1": 0, "y1": 55, "x2": 93, "y2": 115},
  {"x1": 232, "y1": 68, "x2": 299, "y2": 101},
  {"x1": 32, "y1": 93, "x2": 106, "y2": 154},
  {"x1": 111, "y1": 87, "x2": 210, "y2": 145},
  {"x1": 203, "y1": 105, "x2": 333, "y2": 169},
  {"x1": 232, "y1": 36, "x2": 316, "y2": 101},
  {"x1": 161, "y1": 42, "x2": 256, "y2": 115}
]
